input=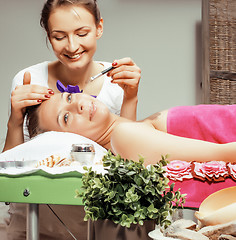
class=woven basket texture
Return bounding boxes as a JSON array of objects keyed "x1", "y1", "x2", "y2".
[{"x1": 209, "y1": 0, "x2": 236, "y2": 104}]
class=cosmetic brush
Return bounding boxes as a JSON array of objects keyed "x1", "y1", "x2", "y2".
[{"x1": 91, "y1": 66, "x2": 114, "y2": 81}]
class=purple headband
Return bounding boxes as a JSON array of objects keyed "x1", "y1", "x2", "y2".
[{"x1": 56, "y1": 80, "x2": 96, "y2": 98}]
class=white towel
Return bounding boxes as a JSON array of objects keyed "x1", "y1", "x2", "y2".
[{"x1": 0, "y1": 131, "x2": 107, "y2": 163}]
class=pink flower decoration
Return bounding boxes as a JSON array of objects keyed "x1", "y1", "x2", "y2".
[
  {"x1": 164, "y1": 160, "x2": 193, "y2": 181},
  {"x1": 193, "y1": 161, "x2": 228, "y2": 182},
  {"x1": 227, "y1": 163, "x2": 236, "y2": 181}
]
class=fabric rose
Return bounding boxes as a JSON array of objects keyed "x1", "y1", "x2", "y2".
[
  {"x1": 193, "y1": 161, "x2": 228, "y2": 182},
  {"x1": 164, "y1": 160, "x2": 193, "y2": 181},
  {"x1": 227, "y1": 163, "x2": 236, "y2": 181}
]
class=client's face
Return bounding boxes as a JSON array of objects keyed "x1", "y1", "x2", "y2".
[{"x1": 38, "y1": 93, "x2": 112, "y2": 141}]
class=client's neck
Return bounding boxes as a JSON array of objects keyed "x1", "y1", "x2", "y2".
[{"x1": 96, "y1": 115, "x2": 131, "y2": 150}]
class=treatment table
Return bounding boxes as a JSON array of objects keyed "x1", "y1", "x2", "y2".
[
  {"x1": 1, "y1": 162, "x2": 234, "y2": 240},
  {"x1": 0, "y1": 170, "x2": 83, "y2": 240}
]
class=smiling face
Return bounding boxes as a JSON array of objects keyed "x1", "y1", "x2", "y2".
[
  {"x1": 48, "y1": 5, "x2": 103, "y2": 70},
  {"x1": 38, "y1": 93, "x2": 113, "y2": 142}
]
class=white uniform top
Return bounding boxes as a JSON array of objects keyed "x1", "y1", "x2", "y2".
[
  {"x1": 6, "y1": 61, "x2": 124, "y2": 239},
  {"x1": 11, "y1": 61, "x2": 124, "y2": 115}
]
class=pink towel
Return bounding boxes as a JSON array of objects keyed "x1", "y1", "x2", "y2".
[
  {"x1": 167, "y1": 105, "x2": 236, "y2": 208},
  {"x1": 169, "y1": 178, "x2": 235, "y2": 208},
  {"x1": 167, "y1": 104, "x2": 236, "y2": 143}
]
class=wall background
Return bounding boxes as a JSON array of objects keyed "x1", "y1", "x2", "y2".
[{"x1": 0, "y1": 0, "x2": 202, "y2": 150}]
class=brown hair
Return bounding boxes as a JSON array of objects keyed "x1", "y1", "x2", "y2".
[
  {"x1": 26, "y1": 105, "x2": 46, "y2": 139},
  {"x1": 40, "y1": 0, "x2": 101, "y2": 35}
]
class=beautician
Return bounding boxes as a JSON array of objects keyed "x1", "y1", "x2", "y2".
[
  {"x1": 3, "y1": 0, "x2": 141, "y2": 152},
  {"x1": 4, "y1": 1, "x2": 140, "y2": 239}
]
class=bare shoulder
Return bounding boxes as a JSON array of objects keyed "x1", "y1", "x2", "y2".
[
  {"x1": 112, "y1": 122, "x2": 150, "y2": 139},
  {"x1": 110, "y1": 122, "x2": 152, "y2": 161},
  {"x1": 112, "y1": 122, "x2": 139, "y2": 142},
  {"x1": 142, "y1": 110, "x2": 168, "y2": 132}
]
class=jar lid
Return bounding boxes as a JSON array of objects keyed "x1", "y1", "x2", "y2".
[{"x1": 71, "y1": 144, "x2": 95, "y2": 153}]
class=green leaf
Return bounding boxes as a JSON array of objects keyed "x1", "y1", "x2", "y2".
[
  {"x1": 134, "y1": 175, "x2": 143, "y2": 186},
  {"x1": 148, "y1": 203, "x2": 158, "y2": 214}
]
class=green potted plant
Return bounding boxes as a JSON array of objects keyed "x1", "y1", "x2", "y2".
[{"x1": 76, "y1": 151, "x2": 185, "y2": 240}]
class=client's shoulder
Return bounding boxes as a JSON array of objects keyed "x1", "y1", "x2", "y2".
[
  {"x1": 110, "y1": 122, "x2": 152, "y2": 161},
  {"x1": 112, "y1": 122, "x2": 145, "y2": 136}
]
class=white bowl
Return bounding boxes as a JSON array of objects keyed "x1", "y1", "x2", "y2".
[{"x1": 195, "y1": 186, "x2": 236, "y2": 226}]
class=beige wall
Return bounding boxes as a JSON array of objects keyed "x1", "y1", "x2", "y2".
[{"x1": 0, "y1": 0, "x2": 202, "y2": 150}]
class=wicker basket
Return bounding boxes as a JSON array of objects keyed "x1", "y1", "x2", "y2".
[{"x1": 209, "y1": 0, "x2": 236, "y2": 104}]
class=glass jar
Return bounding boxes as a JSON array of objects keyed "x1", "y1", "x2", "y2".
[{"x1": 70, "y1": 144, "x2": 95, "y2": 165}]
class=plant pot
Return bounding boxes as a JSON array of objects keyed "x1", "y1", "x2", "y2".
[{"x1": 87, "y1": 219, "x2": 155, "y2": 240}]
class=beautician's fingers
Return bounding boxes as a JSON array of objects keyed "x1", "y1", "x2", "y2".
[
  {"x1": 10, "y1": 91, "x2": 50, "y2": 123},
  {"x1": 10, "y1": 98, "x2": 42, "y2": 126},
  {"x1": 108, "y1": 59, "x2": 141, "y2": 76},
  {"x1": 14, "y1": 84, "x2": 53, "y2": 95},
  {"x1": 107, "y1": 58, "x2": 140, "y2": 99},
  {"x1": 10, "y1": 90, "x2": 48, "y2": 122},
  {"x1": 112, "y1": 57, "x2": 138, "y2": 67},
  {"x1": 15, "y1": 71, "x2": 54, "y2": 95},
  {"x1": 111, "y1": 78, "x2": 138, "y2": 88},
  {"x1": 109, "y1": 66, "x2": 140, "y2": 79},
  {"x1": 11, "y1": 90, "x2": 53, "y2": 102},
  {"x1": 9, "y1": 73, "x2": 54, "y2": 126},
  {"x1": 13, "y1": 84, "x2": 54, "y2": 104},
  {"x1": 23, "y1": 71, "x2": 31, "y2": 85},
  {"x1": 11, "y1": 84, "x2": 54, "y2": 104},
  {"x1": 111, "y1": 76, "x2": 139, "y2": 95},
  {"x1": 11, "y1": 91, "x2": 47, "y2": 111},
  {"x1": 110, "y1": 70, "x2": 140, "y2": 83},
  {"x1": 11, "y1": 99, "x2": 42, "y2": 110},
  {"x1": 10, "y1": 85, "x2": 54, "y2": 126},
  {"x1": 107, "y1": 58, "x2": 141, "y2": 84}
]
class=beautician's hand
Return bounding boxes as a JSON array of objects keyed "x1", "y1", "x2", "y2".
[
  {"x1": 9, "y1": 71, "x2": 54, "y2": 126},
  {"x1": 107, "y1": 57, "x2": 141, "y2": 120},
  {"x1": 107, "y1": 57, "x2": 141, "y2": 100}
]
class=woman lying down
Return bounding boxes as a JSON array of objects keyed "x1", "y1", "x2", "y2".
[{"x1": 26, "y1": 92, "x2": 236, "y2": 165}]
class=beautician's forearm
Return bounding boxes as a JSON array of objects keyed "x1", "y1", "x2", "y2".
[
  {"x1": 120, "y1": 96, "x2": 138, "y2": 121},
  {"x1": 2, "y1": 121, "x2": 24, "y2": 152}
]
